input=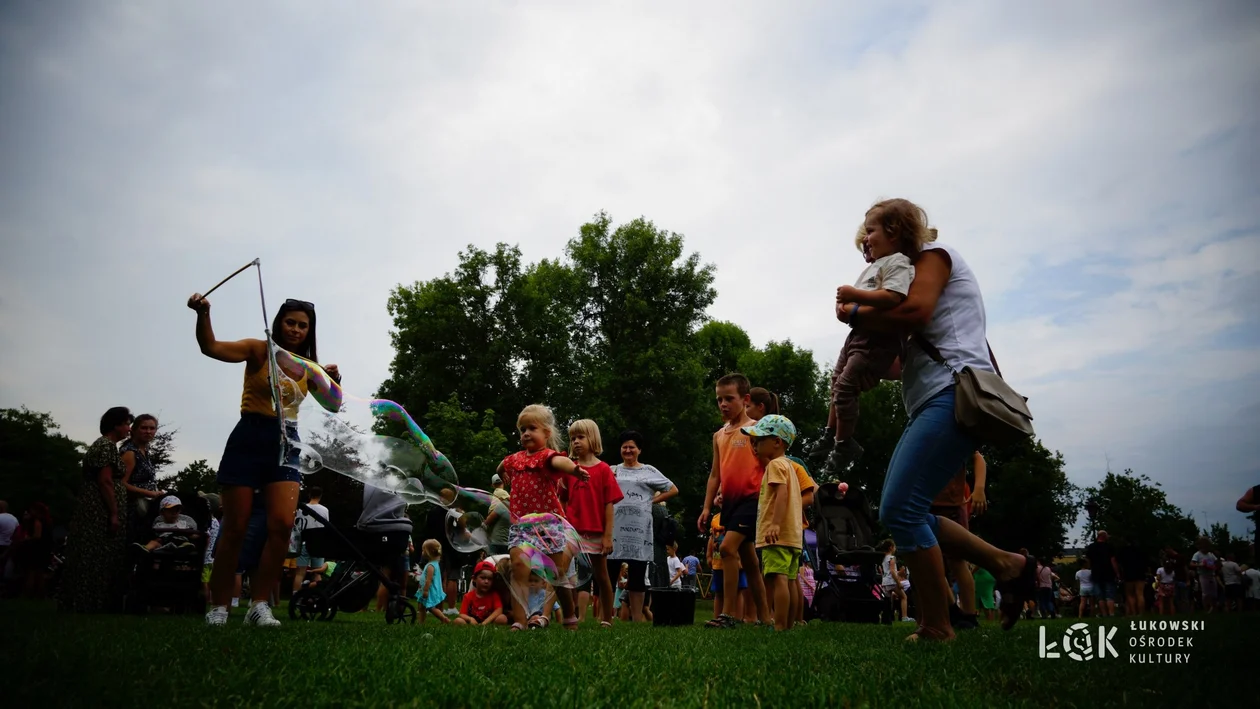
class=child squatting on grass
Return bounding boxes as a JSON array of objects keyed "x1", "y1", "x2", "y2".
[
  {"x1": 454, "y1": 560, "x2": 508, "y2": 626},
  {"x1": 743, "y1": 414, "x2": 804, "y2": 631},
  {"x1": 496, "y1": 404, "x2": 591, "y2": 631}
]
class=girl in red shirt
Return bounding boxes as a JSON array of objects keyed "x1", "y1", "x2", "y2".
[
  {"x1": 496, "y1": 404, "x2": 590, "y2": 631},
  {"x1": 561, "y1": 419, "x2": 624, "y2": 629}
]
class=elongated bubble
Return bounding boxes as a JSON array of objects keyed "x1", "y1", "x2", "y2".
[{"x1": 501, "y1": 513, "x2": 592, "y2": 615}]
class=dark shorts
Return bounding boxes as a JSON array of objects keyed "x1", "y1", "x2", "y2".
[
  {"x1": 1225, "y1": 583, "x2": 1244, "y2": 600},
  {"x1": 1093, "y1": 580, "x2": 1118, "y2": 600},
  {"x1": 720, "y1": 497, "x2": 758, "y2": 539},
  {"x1": 608, "y1": 558, "x2": 648, "y2": 592},
  {"x1": 710, "y1": 569, "x2": 748, "y2": 592},
  {"x1": 217, "y1": 414, "x2": 302, "y2": 488}
]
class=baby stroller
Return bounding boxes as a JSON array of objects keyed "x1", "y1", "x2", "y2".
[
  {"x1": 123, "y1": 494, "x2": 210, "y2": 615},
  {"x1": 807, "y1": 481, "x2": 887, "y2": 624},
  {"x1": 287, "y1": 501, "x2": 417, "y2": 625}
]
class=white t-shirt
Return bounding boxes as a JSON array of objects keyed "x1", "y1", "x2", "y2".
[
  {"x1": 881, "y1": 555, "x2": 897, "y2": 586},
  {"x1": 1156, "y1": 567, "x2": 1175, "y2": 584},
  {"x1": 153, "y1": 514, "x2": 197, "y2": 533},
  {"x1": 0, "y1": 513, "x2": 18, "y2": 546},
  {"x1": 1191, "y1": 551, "x2": 1218, "y2": 575},
  {"x1": 1076, "y1": 568, "x2": 1094, "y2": 591},
  {"x1": 1221, "y1": 560, "x2": 1242, "y2": 585},
  {"x1": 854, "y1": 252, "x2": 914, "y2": 298},
  {"x1": 297, "y1": 502, "x2": 329, "y2": 531},
  {"x1": 1244, "y1": 568, "x2": 1260, "y2": 600},
  {"x1": 667, "y1": 556, "x2": 685, "y2": 589}
]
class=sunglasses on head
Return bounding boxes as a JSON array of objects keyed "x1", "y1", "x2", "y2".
[{"x1": 284, "y1": 298, "x2": 315, "y2": 312}]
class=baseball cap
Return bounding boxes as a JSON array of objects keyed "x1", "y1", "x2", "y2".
[
  {"x1": 491, "y1": 474, "x2": 503, "y2": 485},
  {"x1": 160, "y1": 495, "x2": 182, "y2": 509},
  {"x1": 473, "y1": 560, "x2": 498, "y2": 577},
  {"x1": 740, "y1": 414, "x2": 797, "y2": 448}
]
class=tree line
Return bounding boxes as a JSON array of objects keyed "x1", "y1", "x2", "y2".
[{"x1": 3, "y1": 212, "x2": 1250, "y2": 562}]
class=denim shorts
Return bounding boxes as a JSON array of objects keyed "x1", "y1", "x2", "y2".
[
  {"x1": 217, "y1": 413, "x2": 302, "y2": 488},
  {"x1": 878, "y1": 386, "x2": 976, "y2": 552}
]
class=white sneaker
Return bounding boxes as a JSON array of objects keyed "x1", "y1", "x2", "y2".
[
  {"x1": 206, "y1": 606, "x2": 229, "y2": 627},
  {"x1": 244, "y1": 601, "x2": 281, "y2": 627},
  {"x1": 902, "y1": 616, "x2": 917, "y2": 623}
]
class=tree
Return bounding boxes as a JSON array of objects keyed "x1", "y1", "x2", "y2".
[
  {"x1": 147, "y1": 424, "x2": 178, "y2": 476},
  {"x1": 0, "y1": 407, "x2": 87, "y2": 525},
  {"x1": 970, "y1": 439, "x2": 1078, "y2": 559},
  {"x1": 737, "y1": 339, "x2": 829, "y2": 454},
  {"x1": 1080, "y1": 470, "x2": 1199, "y2": 558},
  {"x1": 844, "y1": 381, "x2": 908, "y2": 493},
  {"x1": 694, "y1": 321, "x2": 752, "y2": 385},
  {"x1": 421, "y1": 395, "x2": 510, "y2": 492},
  {"x1": 1204, "y1": 522, "x2": 1250, "y2": 561},
  {"x1": 159, "y1": 460, "x2": 218, "y2": 497}
]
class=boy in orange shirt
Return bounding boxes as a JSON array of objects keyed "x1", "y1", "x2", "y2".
[{"x1": 700, "y1": 373, "x2": 771, "y2": 628}]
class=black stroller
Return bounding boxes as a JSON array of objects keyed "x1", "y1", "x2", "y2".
[
  {"x1": 123, "y1": 494, "x2": 211, "y2": 615},
  {"x1": 287, "y1": 502, "x2": 417, "y2": 625},
  {"x1": 807, "y1": 481, "x2": 889, "y2": 624}
]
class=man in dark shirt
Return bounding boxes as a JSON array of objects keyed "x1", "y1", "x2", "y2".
[{"x1": 1084, "y1": 531, "x2": 1121, "y2": 617}]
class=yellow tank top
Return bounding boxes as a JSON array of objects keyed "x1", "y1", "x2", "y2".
[{"x1": 240, "y1": 361, "x2": 309, "y2": 418}]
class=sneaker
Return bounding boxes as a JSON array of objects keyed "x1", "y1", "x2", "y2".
[
  {"x1": 244, "y1": 601, "x2": 282, "y2": 628},
  {"x1": 901, "y1": 616, "x2": 917, "y2": 623},
  {"x1": 205, "y1": 606, "x2": 229, "y2": 627},
  {"x1": 443, "y1": 608, "x2": 458, "y2": 616},
  {"x1": 826, "y1": 438, "x2": 865, "y2": 472},
  {"x1": 949, "y1": 603, "x2": 981, "y2": 630},
  {"x1": 231, "y1": 598, "x2": 240, "y2": 608}
]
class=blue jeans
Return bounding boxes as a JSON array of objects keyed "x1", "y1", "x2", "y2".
[{"x1": 878, "y1": 387, "x2": 976, "y2": 552}]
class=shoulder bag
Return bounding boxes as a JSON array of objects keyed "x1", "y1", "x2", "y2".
[{"x1": 911, "y1": 332, "x2": 1035, "y2": 445}]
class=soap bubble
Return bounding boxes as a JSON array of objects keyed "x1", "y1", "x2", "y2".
[
  {"x1": 446, "y1": 507, "x2": 489, "y2": 554},
  {"x1": 500, "y1": 513, "x2": 592, "y2": 617},
  {"x1": 294, "y1": 443, "x2": 323, "y2": 475}
]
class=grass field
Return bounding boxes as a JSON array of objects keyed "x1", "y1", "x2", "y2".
[{"x1": 1, "y1": 600, "x2": 1249, "y2": 708}]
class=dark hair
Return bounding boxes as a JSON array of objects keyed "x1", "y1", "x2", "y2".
[
  {"x1": 99, "y1": 406, "x2": 133, "y2": 435},
  {"x1": 133, "y1": 413, "x2": 158, "y2": 428},
  {"x1": 618, "y1": 430, "x2": 645, "y2": 450},
  {"x1": 748, "y1": 387, "x2": 779, "y2": 415},
  {"x1": 273, "y1": 301, "x2": 318, "y2": 362},
  {"x1": 716, "y1": 373, "x2": 751, "y2": 396},
  {"x1": 308, "y1": 486, "x2": 323, "y2": 499}
]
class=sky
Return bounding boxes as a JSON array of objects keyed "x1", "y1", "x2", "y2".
[{"x1": 2, "y1": 1, "x2": 1258, "y2": 539}]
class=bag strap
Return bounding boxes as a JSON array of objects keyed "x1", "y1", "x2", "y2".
[{"x1": 910, "y1": 332, "x2": 1004, "y2": 378}]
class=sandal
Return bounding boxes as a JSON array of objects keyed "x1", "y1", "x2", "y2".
[
  {"x1": 562, "y1": 616, "x2": 579, "y2": 631},
  {"x1": 600, "y1": 621, "x2": 613, "y2": 629},
  {"x1": 704, "y1": 613, "x2": 741, "y2": 629},
  {"x1": 906, "y1": 623, "x2": 954, "y2": 642},
  {"x1": 527, "y1": 615, "x2": 548, "y2": 629},
  {"x1": 509, "y1": 622, "x2": 526, "y2": 632},
  {"x1": 996, "y1": 554, "x2": 1037, "y2": 631}
]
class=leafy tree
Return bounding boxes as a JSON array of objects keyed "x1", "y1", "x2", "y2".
[
  {"x1": 422, "y1": 395, "x2": 510, "y2": 491},
  {"x1": 0, "y1": 407, "x2": 86, "y2": 525},
  {"x1": 1080, "y1": 470, "x2": 1199, "y2": 557},
  {"x1": 694, "y1": 321, "x2": 752, "y2": 385},
  {"x1": 147, "y1": 425, "x2": 178, "y2": 476},
  {"x1": 159, "y1": 459, "x2": 218, "y2": 497},
  {"x1": 843, "y1": 381, "x2": 909, "y2": 493},
  {"x1": 737, "y1": 339, "x2": 829, "y2": 454},
  {"x1": 970, "y1": 439, "x2": 1078, "y2": 559},
  {"x1": 1204, "y1": 522, "x2": 1250, "y2": 561}
]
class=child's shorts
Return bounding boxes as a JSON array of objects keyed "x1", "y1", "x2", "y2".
[
  {"x1": 508, "y1": 514, "x2": 570, "y2": 555},
  {"x1": 761, "y1": 546, "x2": 802, "y2": 580},
  {"x1": 710, "y1": 569, "x2": 748, "y2": 592},
  {"x1": 577, "y1": 533, "x2": 604, "y2": 556}
]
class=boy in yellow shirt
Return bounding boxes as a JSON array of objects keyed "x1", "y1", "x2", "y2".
[{"x1": 743, "y1": 414, "x2": 803, "y2": 631}]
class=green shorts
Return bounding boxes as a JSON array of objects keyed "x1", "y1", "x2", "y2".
[
  {"x1": 760, "y1": 546, "x2": 801, "y2": 580},
  {"x1": 201, "y1": 563, "x2": 213, "y2": 584}
]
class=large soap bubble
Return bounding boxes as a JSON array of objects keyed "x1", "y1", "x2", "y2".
[{"x1": 500, "y1": 513, "x2": 592, "y2": 619}]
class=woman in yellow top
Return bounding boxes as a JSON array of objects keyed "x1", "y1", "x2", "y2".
[{"x1": 187, "y1": 293, "x2": 340, "y2": 627}]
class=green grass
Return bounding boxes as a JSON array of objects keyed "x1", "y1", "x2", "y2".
[{"x1": 1, "y1": 600, "x2": 1249, "y2": 708}]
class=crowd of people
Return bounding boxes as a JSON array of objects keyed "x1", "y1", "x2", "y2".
[{"x1": 16, "y1": 197, "x2": 1258, "y2": 641}]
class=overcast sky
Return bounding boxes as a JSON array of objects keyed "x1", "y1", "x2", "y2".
[{"x1": 2, "y1": 1, "x2": 1257, "y2": 538}]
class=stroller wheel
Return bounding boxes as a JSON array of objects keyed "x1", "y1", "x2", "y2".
[
  {"x1": 289, "y1": 588, "x2": 329, "y2": 622},
  {"x1": 385, "y1": 596, "x2": 417, "y2": 625}
]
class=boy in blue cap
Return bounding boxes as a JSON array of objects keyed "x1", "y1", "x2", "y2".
[{"x1": 742, "y1": 414, "x2": 803, "y2": 631}]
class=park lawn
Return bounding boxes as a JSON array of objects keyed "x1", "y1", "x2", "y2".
[{"x1": 0, "y1": 600, "x2": 1248, "y2": 708}]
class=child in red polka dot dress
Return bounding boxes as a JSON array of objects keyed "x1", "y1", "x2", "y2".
[{"x1": 496, "y1": 404, "x2": 591, "y2": 631}]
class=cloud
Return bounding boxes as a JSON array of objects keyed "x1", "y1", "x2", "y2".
[{"x1": 1, "y1": 0, "x2": 1257, "y2": 533}]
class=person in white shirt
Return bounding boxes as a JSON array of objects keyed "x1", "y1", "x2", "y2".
[
  {"x1": 1075, "y1": 557, "x2": 1095, "y2": 617},
  {"x1": 0, "y1": 500, "x2": 18, "y2": 563},
  {"x1": 1242, "y1": 565, "x2": 1260, "y2": 611},
  {"x1": 292, "y1": 487, "x2": 331, "y2": 593},
  {"x1": 666, "y1": 545, "x2": 685, "y2": 589},
  {"x1": 1220, "y1": 553, "x2": 1244, "y2": 613},
  {"x1": 1155, "y1": 562, "x2": 1177, "y2": 615}
]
